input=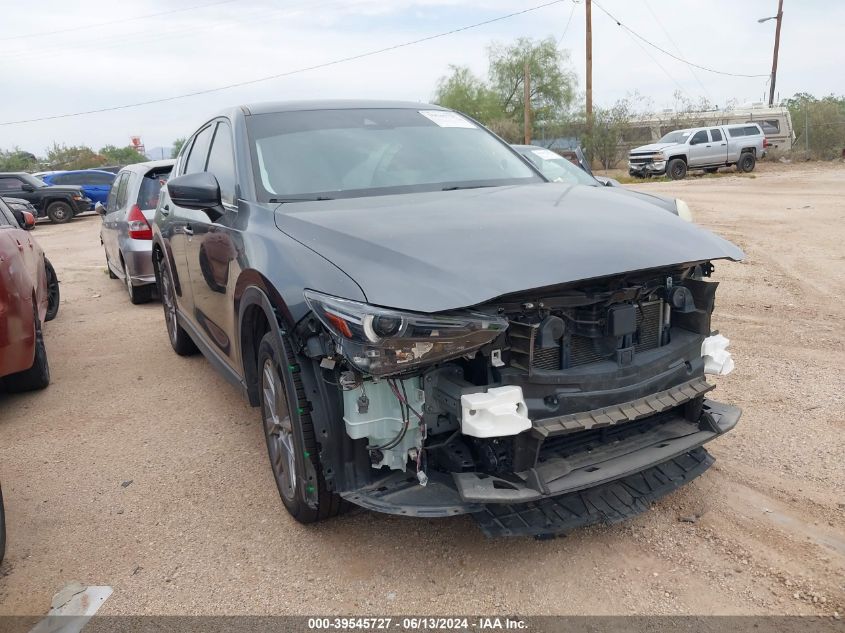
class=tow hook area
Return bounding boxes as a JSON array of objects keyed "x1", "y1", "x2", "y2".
[{"x1": 460, "y1": 386, "x2": 531, "y2": 438}]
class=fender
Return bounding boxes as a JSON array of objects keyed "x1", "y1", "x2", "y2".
[{"x1": 237, "y1": 282, "x2": 289, "y2": 406}]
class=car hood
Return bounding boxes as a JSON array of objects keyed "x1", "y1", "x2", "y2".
[
  {"x1": 629, "y1": 143, "x2": 676, "y2": 154},
  {"x1": 273, "y1": 183, "x2": 744, "y2": 313},
  {"x1": 601, "y1": 186, "x2": 677, "y2": 213},
  {"x1": 1, "y1": 196, "x2": 33, "y2": 206}
]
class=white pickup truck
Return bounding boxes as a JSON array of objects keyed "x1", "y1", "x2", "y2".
[{"x1": 628, "y1": 123, "x2": 768, "y2": 180}]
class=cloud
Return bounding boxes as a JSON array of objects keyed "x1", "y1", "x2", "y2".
[{"x1": 0, "y1": 0, "x2": 840, "y2": 152}]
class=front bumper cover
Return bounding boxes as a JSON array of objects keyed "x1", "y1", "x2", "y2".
[{"x1": 340, "y1": 398, "x2": 740, "y2": 530}]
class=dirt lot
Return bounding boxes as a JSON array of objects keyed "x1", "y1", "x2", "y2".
[{"x1": 0, "y1": 163, "x2": 843, "y2": 617}]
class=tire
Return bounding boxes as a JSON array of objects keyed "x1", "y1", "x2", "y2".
[
  {"x1": 0, "y1": 485, "x2": 5, "y2": 565},
  {"x1": 3, "y1": 304, "x2": 50, "y2": 392},
  {"x1": 46, "y1": 201, "x2": 73, "y2": 224},
  {"x1": 105, "y1": 250, "x2": 118, "y2": 279},
  {"x1": 258, "y1": 332, "x2": 345, "y2": 523},
  {"x1": 156, "y1": 254, "x2": 197, "y2": 355},
  {"x1": 44, "y1": 259, "x2": 60, "y2": 322},
  {"x1": 123, "y1": 258, "x2": 152, "y2": 305},
  {"x1": 737, "y1": 152, "x2": 756, "y2": 173},
  {"x1": 667, "y1": 158, "x2": 687, "y2": 180}
]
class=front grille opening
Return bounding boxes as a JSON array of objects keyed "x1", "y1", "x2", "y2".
[{"x1": 520, "y1": 299, "x2": 664, "y2": 371}]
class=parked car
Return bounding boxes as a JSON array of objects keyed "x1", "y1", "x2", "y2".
[
  {"x1": 0, "y1": 197, "x2": 59, "y2": 393},
  {"x1": 99, "y1": 160, "x2": 173, "y2": 304},
  {"x1": 513, "y1": 144, "x2": 693, "y2": 221},
  {"x1": 0, "y1": 173, "x2": 91, "y2": 223},
  {"x1": 39, "y1": 169, "x2": 115, "y2": 206},
  {"x1": 628, "y1": 123, "x2": 768, "y2": 179},
  {"x1": 2, "y1": 197, "x2": 38, "y2": 230},
  {"x1": 153, "y1": 101, "x2": 743, "y2": 536}
]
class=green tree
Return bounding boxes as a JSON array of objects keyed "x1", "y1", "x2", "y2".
[
  {"x1": 582, "y1": 98, "x2": 638, "y2": 170},
  {"x1": 171, "y1": 137, "x2": 187, "y2": 158},
  {"x1": 99, "y1": 145, "x2": 147, "y2": 166},
  {"x1": 784, "y1": 93, "x2": 845, "y2": 159},
  {"x1": 487, "y1": 37, "x2": 577, "y2": 129},
  {"x1": 0, "y1": 148, "x2": 39, "y2": 171},
  {"x1": 433, "y1": 65, "x2": 503, "y2": 122},
  {"x1": 45, "y1": 143, "x2": 103, "y2": 170},
  {"x1": 432, "y1": 37, "x2": 577, "y2": 141}
]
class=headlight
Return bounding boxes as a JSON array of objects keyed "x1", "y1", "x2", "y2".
[
  {"x1": 675, "y1": 198, "x2": 693, "y2": 222},
  {"x1": 304, "y1": 290, "x2": 508, "y2": 376}
]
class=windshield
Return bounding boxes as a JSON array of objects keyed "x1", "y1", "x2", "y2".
[
  {"x1": 247, "y1": 108, "x2": 541, "y2": 201},
  {"x1": 517, "y1": 147, "x2": 596, "y2": 186},
  {"x1": 658, "y1": 130, "x2": 691, "y2": 144}
]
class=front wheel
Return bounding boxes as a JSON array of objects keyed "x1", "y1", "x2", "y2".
[
  {"x1": 258, "y1": 332, "x2": 345, "y2": 523},
  {"x1": 46, "y1": 202, "x2": 72, "y2": 224},
  {"x1": 3, "y1": 304, "x2": 50, "y2": 392},
  {"x1": 156, "y1": 254, "x2": 197, "y2": 355},
  {"x1": 44, "y1": 259, "x2": 60, "y2": 321},
  {"x1": 737, "y1": 152, "x2": 756, "y2": 173},
  {"x1": 667, "y1": 158, "x2": 688, "y2": 180}
]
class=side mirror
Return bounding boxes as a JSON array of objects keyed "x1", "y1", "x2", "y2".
[
  {"x1": 166, "y1": 172, "x2": 223, "y2": 221},
  {"x1": 21, "y1": 183, "x2": 35, "y2": 192},
  {"x1": 94, "y1": 201, "x2": 106, "y2": 216}
]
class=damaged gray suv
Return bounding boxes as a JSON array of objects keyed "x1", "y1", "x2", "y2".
[{"x1": 153, "y1": 101, "x2": 743, "y2": 537}]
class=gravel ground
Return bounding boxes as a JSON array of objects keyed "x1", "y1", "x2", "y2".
[{"x1": 0, "y1": 163, "x2": 843, "y2": 617}]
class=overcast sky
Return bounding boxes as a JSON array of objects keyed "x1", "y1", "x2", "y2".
[{"x1": 0, "y1": 0, "x2": 840, "y2": 155}]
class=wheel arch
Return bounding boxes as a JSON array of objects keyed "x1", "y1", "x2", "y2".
[{"x1": 236, "y1": 272, "x2": 295, "y2": 406}]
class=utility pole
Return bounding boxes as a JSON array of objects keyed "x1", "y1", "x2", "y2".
[
  {"x1": 523, "y1": 60, "x2": 531, "y2": 144},
  {"x1": 585, "y1": 0, "x2": 593, "y2": 132},
  {"x1": 768, "y1": 0, "x2": 784, "y2": 107}
]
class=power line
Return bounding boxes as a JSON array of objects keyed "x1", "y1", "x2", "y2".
[
  {"x1": 641, "y1": 0, "x2": 712, "y2": 102},
  {"x1": 591, "y1": 0, "x2": 769, "y2": 78},
  {"x1": 0, "y1": 0, "x2": 566, "y2": 126},
  {"x1": 556, "y1": 0, "x2": 577, "y2": 47},
  {"x1": 0, "y1": 0, "x2": 239, "y2": 42}
]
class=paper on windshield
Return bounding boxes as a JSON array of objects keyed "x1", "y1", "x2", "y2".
[
  {"x1": 531, "y1": 149, "x2": 561, "y2": 161},
  {"x1": 419, "y1": 110, "x2": 477, "y2": 128}
]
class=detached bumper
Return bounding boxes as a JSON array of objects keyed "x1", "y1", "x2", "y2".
[{"x1": 340, "y1": 398, "x2": 740, "y2": 530}]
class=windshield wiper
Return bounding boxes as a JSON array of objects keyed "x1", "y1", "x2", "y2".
[
  {"x1": 441, "y1": 184, "x2": 495, "y2": 191},
  {"x1": 269, "y1": 196, "x2": 334, "y2": 204}
]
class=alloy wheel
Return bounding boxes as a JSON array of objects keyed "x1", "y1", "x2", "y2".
[
  {"x1": 261, "y1": 358, "x2": 296, "y2": 501},
  {"x1": 159, "y1": 260, "x2": 178, "y2": 345}
]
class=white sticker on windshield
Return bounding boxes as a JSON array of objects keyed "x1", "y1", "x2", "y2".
[
  {"x1": 419, "y1": 110, "x2": 477, "y2": 128},
  {"x1": 531, "y1": 149, "x2": 561, "y2": 161}
]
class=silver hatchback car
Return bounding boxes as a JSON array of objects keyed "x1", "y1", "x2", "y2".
[{"x1": 98, "y1": 160, "x2": 174, "y2": 304}]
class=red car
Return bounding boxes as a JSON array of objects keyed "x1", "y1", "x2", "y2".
[{"x1": 0, "y1": 197, "x2": 59, "y2": 393}]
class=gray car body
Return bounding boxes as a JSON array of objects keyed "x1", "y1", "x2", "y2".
[
  {"x1": 101, "y1": 160, "x2": 174, "y2": 288},
  {"x1": 152, "y1": 101, "x2": 744, "y2": 522},
  {"x1": 153, "y1": 100, "x2": 742, "y2": 390}
]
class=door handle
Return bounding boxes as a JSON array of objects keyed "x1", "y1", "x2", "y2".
[
  {"x1": 183, "y1": 225, "x2": 193, "y2": 236},
  {"x1": 15, "y1": 239, "x2": 23, "y2": 252},
  {"x1": 705, "y1": 144, "x2": 711, "y2": 147},
  {"x1": 721, "y1": 143, "x2": 726, "y2": 146}
]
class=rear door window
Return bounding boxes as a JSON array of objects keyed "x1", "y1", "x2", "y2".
[
  {"x1": 105, "y1": 173, "x2": 123, "y2": 211},
  {"x1": 710, "y1": 129, "x2": 723, "y2": 142},
  {"x1": 114, "y1": 173, "x2": 131, "y2": 211}
]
